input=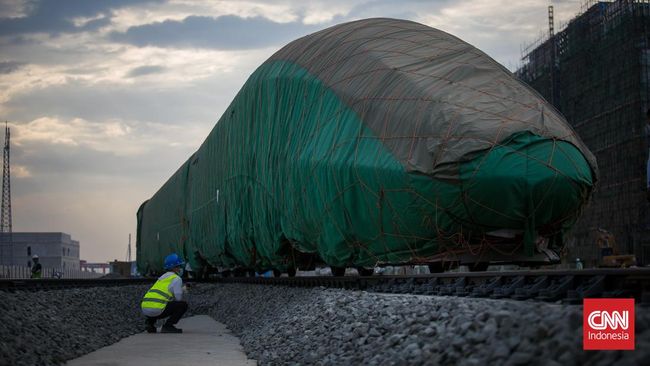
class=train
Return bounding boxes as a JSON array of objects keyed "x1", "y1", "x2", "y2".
[{"x1": 136, "y1": 18, "x2": 597, "y2": 277}]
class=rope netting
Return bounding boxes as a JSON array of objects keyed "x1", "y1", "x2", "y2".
[{"x1": 137, "y1": 18, "x2": 596, "y2": 273}]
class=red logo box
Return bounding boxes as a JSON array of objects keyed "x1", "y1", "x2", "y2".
[{"x1": 583, "y1": 298, "x2": 635, "y2": 350}]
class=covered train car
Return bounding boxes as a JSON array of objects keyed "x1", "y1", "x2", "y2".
[{"x1": 137, "y1": 18, "x2": 597, "y2": 275}]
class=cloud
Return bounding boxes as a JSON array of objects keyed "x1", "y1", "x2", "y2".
[
  {"x1": 14, "y1": 116, "x2": 128, "y2": 148},
  {"x1": 411, "y1": 0, "x2": 581, "y2": 70},
  {"x1": 0, "y1": 0, "x2": 162, "y2": 36},
  {"x1": 12, "y1": 164, "x2": 31, "y2": 178},
  {"x1": 0, "y1": 60, "x2": 24, "y2": 73},
  {"x1": 0, "y1": 44, "x2": 276, "y2": 126},
  {"x1": 110, "y1": 14, "x2": 320, "y2": 49},
  {"x1": 10, "y1": 115, "x2": 211, "y2": 160},
  {"x1": 0, "y1": 37, "x2": 265, "y2": 109},
  {"x1": 4, "y1": 75, "x2": 236, "y2": 126},
  {"x1": 0, "y1": 0, "x2": 34, "y2": 18},
  {"x1": 107, "y1": 0, "x2": 338, "y2": 31},
  {"x1": 346, "y1": 0, "x2": 455, "y2": 21},
  {"x1": 127, "y1": 64, "x2": 165, "y2": 77}
]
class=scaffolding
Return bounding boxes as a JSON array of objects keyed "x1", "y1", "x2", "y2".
[{"x1": 517, "y1": 0, "x2": 650, "y2": 266}]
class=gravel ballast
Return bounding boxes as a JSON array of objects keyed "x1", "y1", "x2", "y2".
[
  {"x1": 187, "y1": 283, "x2": 650, "y2": 366},
  {"x1": 0, "y1": 285, "x2": 149, "y2": 365},
  {"x1": 1, "y1": 282, "x2": 648, "y2": 365}
]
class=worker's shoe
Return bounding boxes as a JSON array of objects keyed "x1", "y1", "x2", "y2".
[
  {"x1": 145, "y1": 318, "x2": 156, "y2": 333},
  {"x1": 161, "y1": 325, "x2": 183, "y2": 333}
]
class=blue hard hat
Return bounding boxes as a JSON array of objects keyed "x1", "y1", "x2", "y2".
[{"x1": 164, "y1": 253, "x2": 185, "y2": 270}]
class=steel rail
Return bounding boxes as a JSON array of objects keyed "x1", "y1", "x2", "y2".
[
  {"x1": 2, "y1": 268, "x2": 649, "y2": 304},
  {"x1": 205, "y1": 268, "x2": 650, "y2": 304},
  {"x1": 0, "y1": 278, "x2": 155, "y2": 291}
]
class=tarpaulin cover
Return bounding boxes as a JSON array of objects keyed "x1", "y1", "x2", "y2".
[{"x1": 137, "y1": 18, "x2": 596, "y2": 274}]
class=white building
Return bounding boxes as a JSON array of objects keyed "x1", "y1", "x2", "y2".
[{"x1": 0, "y1": 232, "x2": 80, "y2": 270}]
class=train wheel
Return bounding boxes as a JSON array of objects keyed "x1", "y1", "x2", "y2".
[
  {"x1": 233, "y1": 269, "x2": 247, "y2": 277},
  {"x1": 428, "y1": 261, "x2": 459, "y2": 273},
  {"x1": 428, "y1": 263, "x2": 444, "y2": 273},
  {"x1": 287, "y1": 267, "x2": 297, "y2": 277},
  {"x1": 331, "y1": 266, "x2": 346, "y2": 277},
  {"x1": 356, "y1": 267, "x2": 373, "y2": 276},
  {"x1": 468, "y1": 262, "x2": 489, "y2": 272}
]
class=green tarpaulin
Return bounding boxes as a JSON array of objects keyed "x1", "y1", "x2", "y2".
[{"x1": 137, "y1": 18, "x2": 596, "y2": 274}]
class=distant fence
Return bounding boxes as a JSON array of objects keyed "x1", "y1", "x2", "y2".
[{"x1": 0, "y1": 265, "x2": 104, "y2": 279}]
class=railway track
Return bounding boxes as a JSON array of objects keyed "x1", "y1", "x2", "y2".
[
  {"x1": 2, "y1": 268, "x2": 649, "y2": 304},
  {"x1": 215, "y1": 268, "x2": 650, "y2": 304},
  {"x1": 0, "y1": 277, "x2": 155, "y2": 291}
]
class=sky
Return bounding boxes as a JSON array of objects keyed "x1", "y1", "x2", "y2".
[{"x1": 0, "y1": 0, "x2": 586, "y2": 262}]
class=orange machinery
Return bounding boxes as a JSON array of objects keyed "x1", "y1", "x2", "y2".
[{"x1": 594, "y1": 228, "x2": 636, "y2": 268}]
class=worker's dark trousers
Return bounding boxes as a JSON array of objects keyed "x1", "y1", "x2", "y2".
[{"x1": 146, "y1": 301, "x2": 188, "y2": 326}]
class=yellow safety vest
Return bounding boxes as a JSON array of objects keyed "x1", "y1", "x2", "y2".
[
  {"x1": 31, "y1": 264, "x2": 42, "y2": 279},
  {"x1": 141, "y1": 273, "x2": 179, "y2": 311}
]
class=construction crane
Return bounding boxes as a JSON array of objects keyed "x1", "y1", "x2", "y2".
[{"x1": 548, "y1": 5, "x2": 556, "y2": 106}]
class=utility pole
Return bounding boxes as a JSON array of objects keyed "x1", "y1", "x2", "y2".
[
  {"x1": 127, "y1": 233, "x2": 132, "y2": 262},
  {"x1": 0, "y1": 122, "x2": 12, "y2": 265},
  {"x1": 1, "y1": 121, "x2": 11, "y2": 233}
]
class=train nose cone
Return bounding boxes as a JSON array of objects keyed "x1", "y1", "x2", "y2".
[{"x1": 458, "y1": 132, "x2": 594, "y2": 248}]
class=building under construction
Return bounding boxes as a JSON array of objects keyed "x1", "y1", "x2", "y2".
[{"x1": 517, "y1": 0, "x2": 650, "y2": 266}]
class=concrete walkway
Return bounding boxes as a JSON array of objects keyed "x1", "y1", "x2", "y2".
[{"x1": 66, "y1": 315, "x2": 256, "y2": 366}]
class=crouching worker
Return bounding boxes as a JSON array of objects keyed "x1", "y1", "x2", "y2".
[{"x1": 141, "y1": 253, "x2": 188, "y2": 333}]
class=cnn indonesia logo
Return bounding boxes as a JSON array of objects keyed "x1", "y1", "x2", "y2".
[{"x1": 583, "y1": 298, "x2": 635, "y2": 350}]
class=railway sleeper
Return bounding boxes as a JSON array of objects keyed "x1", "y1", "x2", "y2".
[
  {"x1": 536, "y1": 276, "x2": 575, "y2": 302},
  {"x1": 512, "y1": 276, "x2": 549, "y2": 300}
]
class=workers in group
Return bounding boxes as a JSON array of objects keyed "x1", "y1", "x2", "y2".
[
  {"x1": 30, "y1": 255, "x2": 42, "y2": 279},
  {"x1": 140, "y1": 253, "x2": 188, "y2": 333}
]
